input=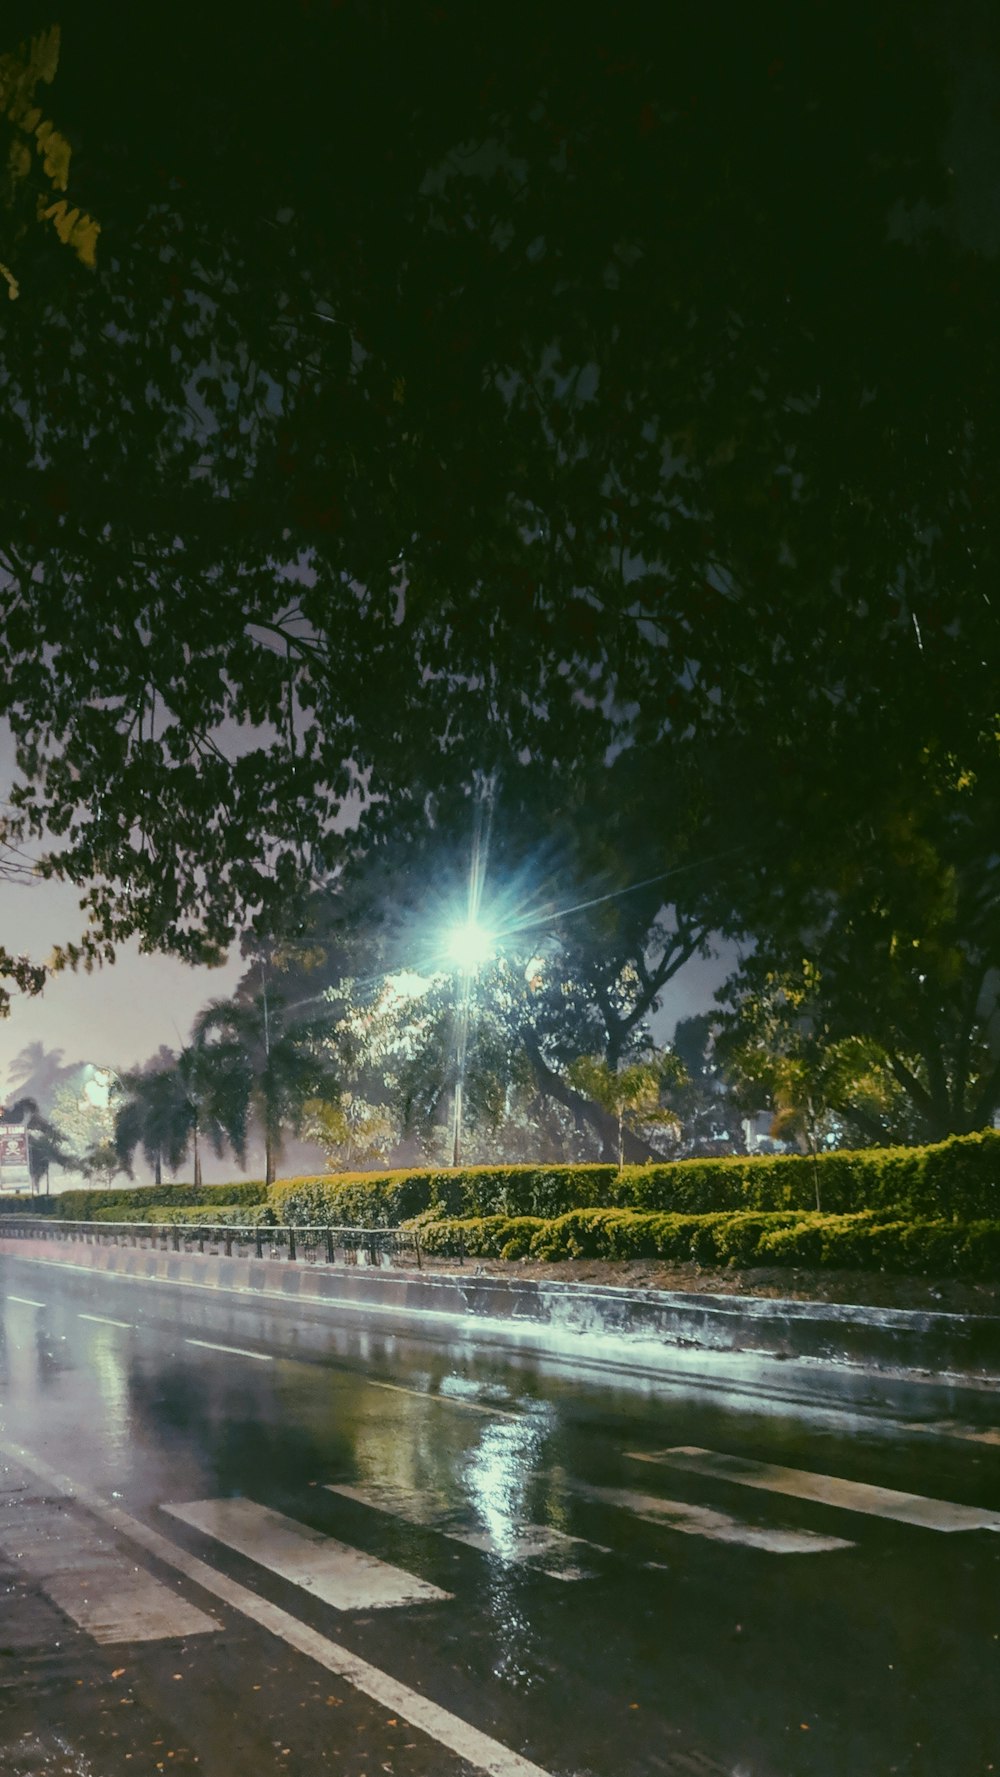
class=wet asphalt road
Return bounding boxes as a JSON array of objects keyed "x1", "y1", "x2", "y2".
[{"x1": 1, "y1": 1254, "x2": 999, "y2": 1777}]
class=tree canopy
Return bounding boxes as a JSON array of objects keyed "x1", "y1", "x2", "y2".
[{"x1": 0, "y1": 3, "x2": 997, "y2": 1132}]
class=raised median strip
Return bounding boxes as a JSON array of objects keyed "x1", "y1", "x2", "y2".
[{"x1": 3, "y1": 1218, "x2": 1000, "y2": 1383}]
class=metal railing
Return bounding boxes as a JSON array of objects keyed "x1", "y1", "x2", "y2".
[{"x1": 0, "y1": 1217, "x2": 423, "y2": 1269}]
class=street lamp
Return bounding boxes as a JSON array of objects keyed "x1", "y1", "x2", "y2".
[
  {"x1": 444, "y1": 918, "x2": 496, "y2": 1167},
  {"x1": 445, "y1": 918, "x2": 496, "y2": 973}
]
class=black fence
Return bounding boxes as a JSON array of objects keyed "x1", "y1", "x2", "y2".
[{"x1": 0, "y1": 1218, "x2": 423, "y2": 1268}]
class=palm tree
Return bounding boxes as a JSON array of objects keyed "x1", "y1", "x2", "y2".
[
  {"x1": 3, "y1": 1094, "x2": 74, "y2": 1193},
  {"x1": 116, "y1": 1066, "x2": 187, "y2": 1186},
  {"x1": 194, "y1": 987, "x2": 338, "y2": 1186},
  {"x1": 7, "y1": 1042, "x2": 72, "y2": 1108},
  {"x1": 115, "y1": 1045, "x2": 248, "y2": 1187}
]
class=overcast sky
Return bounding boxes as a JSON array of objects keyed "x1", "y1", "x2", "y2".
[{"x1": 0, "y1": 870, "x2": 245, "y2": 1089}]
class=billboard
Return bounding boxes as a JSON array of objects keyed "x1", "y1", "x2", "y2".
[{"x1": 0, "y1": 1125, "x2": 31, "y2": 1191}]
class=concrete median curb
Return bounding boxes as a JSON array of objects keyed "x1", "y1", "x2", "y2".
[{"x1": 4, "y1": 1232, "x2": 1000, "y2": 1384}]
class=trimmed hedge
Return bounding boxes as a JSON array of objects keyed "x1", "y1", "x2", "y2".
[
  {"x1": 87, "y1": 1203, "x2": 277, "y2": 1227},
  {"x1": 414, "y1": 1207, "x2": 1000, "y2": 1276},
  {"x1": 52, "y1": 1181, "x2": 268, "y2": 1220},
  {"x1": 267, "y1": 1130, "x2": 1000, "y2": 1226},
  {"x1": 270, "y1": 1171, "x2": 439, "y2": 1227}
]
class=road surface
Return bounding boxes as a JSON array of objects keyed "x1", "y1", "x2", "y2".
[{"x1": 1, "y1": 1254, "x2": 998, "y2": 1776}]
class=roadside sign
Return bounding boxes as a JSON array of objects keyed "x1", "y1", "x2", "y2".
[{"x1": 0, "y1": 1125, "x2": 31, "y2": 1190}]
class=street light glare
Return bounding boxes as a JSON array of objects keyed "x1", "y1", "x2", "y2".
[{"x1": 446, "y1": 918, "x2": 496, "y2": 971}]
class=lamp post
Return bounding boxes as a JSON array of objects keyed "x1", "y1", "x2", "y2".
[{"x1": 444, "y1": 919, "x2": 495, "y2": 1168}]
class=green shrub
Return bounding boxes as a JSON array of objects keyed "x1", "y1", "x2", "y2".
[
  {"x1": 268, "y1": 1164, "x2": 622, "y2": 1226},
  {"x1": 409, "y1": 1206, "x2": 1000, "y2": 1276},
  {"x1": 269, "y1": 1131, "x2": 1000, "y2": 1228},
  {"x1": 415, "y1": 1208, "x2": 806, "y2": 1265},
  {"x1": 416, "y1": 1215, "x2": 546, "y2": 1259},
  {"x1": 89, "y1": 1202, "x2": 277, "y2": 1227},
  {"x1": 269, "y1": 1172, "x2": 435, "y2": 1227},
  {"x1": 54, "y1": 1181, "x2": 267, "y2": 1220}
]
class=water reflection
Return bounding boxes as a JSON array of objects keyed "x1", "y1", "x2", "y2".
[
  {"x1": 1, "y1": 1299, "x2": 74, "y2": 1399},
  {"x1": 85, "y1": 1323, "x2": 132, "y2": 1446},
  {"x1": 462, "y1": 1416, "x2": 546, "y2": 1690}
]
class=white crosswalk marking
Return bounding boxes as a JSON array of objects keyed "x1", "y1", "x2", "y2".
[
  {"x1": 568, "y1": 1478, "x2": 852, "y2": 1553},
  {"x1": 901, "y1": 1419, "x2": 1000, "y2": 1448},
  {"x1": 632, "y1": 1446, "x2": 1000, "y2": 1532},
  {"x1": 163, "y1": 1497, "x2": 452, "y2": 1608},
  {"x1": 0, "y1": 1502, "x2": 219, "y2": 1643},
  {"x1": 327, "y1": 1481, "x2": 599, "y2": 1579},
  {"x1": 2, "y1": 1440, "x2": 553, "y2": 1777}
]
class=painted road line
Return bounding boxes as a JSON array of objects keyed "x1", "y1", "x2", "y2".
[
  {"x1": 184, "y1": 1337, "x2": 273, "y2": 1361},
  {"x1": 0, "y1": 1500, "x2": 219, "y2": 1643},
  {"x1": 7, "y1": 1295, "x2": 45, "y2": 1307},
  {"x1": 365, "y1": 1376, "x2": 521, "y2": 1419},
  {"x1": 328, "y1": 1481, "x2": 599, "y2": 1580},
  {"x1": 78, "y1": 1312, "x2": 133, "y2": 1328},
  {"x1": 569, "y1": 1478, "x2": 852, "y2": 1553},
  {"x1": 163, "y1": 1497, "x2": 452, "y2": 1609},
  {"x1": 0, "y1": 1441, "x2": 552, "y2": 1777},
  {"x1": 900, "y1": 1419, "x2": 1000, "y2": 1448},
  {"x1": 632, "y1": 1446, "x2": 1000, "y2": 1533}
]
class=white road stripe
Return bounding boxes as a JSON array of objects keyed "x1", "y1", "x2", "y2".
[
  {"x1": 328, "y1": 1481, "x2": 598, "y2": 1580},
  {"x1": 569, "y1": 1478, "x2": 852, "y2": 1553},
  {"x1": 7, "y1": 1295, "x2": 45, "y2": 1307},
  {"x1": 901, "y1": 1419, "x2": 1000, "y2": 1448},
  {"x1": 0, "y1": 1440, "x2": 552, "y2": 1777},
  {"x1": 164, "y1": 1497, "x2": 451, "y2": 1609},
  {"x1": 78, "y1": 1313, "x2": 133, "y2": 1328},
  {"x1": 185, "y1": 1337, "x2": 272, "y2": 1361},
  {"x1": 365, "y1": 1376, "x2": 521, "y2": 1419},
  {"x1": 0, "y1": 1501, "x2": 219, "y2": 1644},
  {"x1": 632, "y1": 1446, "x2": 1000, "y2": 1533}
]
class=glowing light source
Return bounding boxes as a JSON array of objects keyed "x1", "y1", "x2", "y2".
[{"x1": 445, "y1": 918, "x2": 496, "y2": 972}]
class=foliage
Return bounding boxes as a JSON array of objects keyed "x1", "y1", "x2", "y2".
[
  {"x1": 48, "y1": 1066, "x2": 124, "y2": 1169},
  {"x1": 269, "y1": 1171, "x2": 441, "y2": 1229},
  {"x1": 87, "y1": 1202, "x2": 277, "y2": 1227},
  {"x1": 0, "y1": 949, "x2": 46, "y2": 1023},
  {"x1": 194, "y1": 985, "x2": 340, "y2": 1185},
  {"x1": 715, "y1": 959, "x2": 920, "y2": 1202},
  {"x1": 6, "y1": 1042, "x2": 79, "y2": 1108},
  {"x1": 114, "y1": 1042, "x2": 250, "y2": 1188},
  {"x1": 666, "y1": 1015, "x2": 750, "y2": 1157},
  {"x1": 0, "y1": 1092, "x2": 75, "y2": 1186},
  {"x1": 114, "y1": 1061, "x2": 197, "y2": 1185},
  {"x1": 265, "y1": 1129, "x2": 1000, "y2": 1225},
  {"x1": 415, "y1": 1208, "x2": 1000, "y2": 1276},
  {"x1": 299, "y1": 1094, "x2": 399, "y2": 1172},
  {"x1": 78, "y1": 1137, "x2": 129, "y2": 1189},
  {"x1": 0, "y1": 23, "x2": 99, "y2": 301},
  {"x1": 566, "y1": 1055, "x2": 683, "y2": 1168},
  {"x1": 323, "y1": 874, "x2": 699, "y2": 1166},
  {"x1": 0, "y1": 1193, "x2": 57, "y2": 1213},
  {"x1": 716, "y1": 923, "x2": 998, "y2": 1150},
  {"x1": 52, "y1": 1179, "x2": 267, "y2": 1219},
  {"x1": 0, "y1": 1, "x2": 994, "y2": 1070},
  {"x1": 415, "y1": 1215, "x2": 547, "y2": 1260}
]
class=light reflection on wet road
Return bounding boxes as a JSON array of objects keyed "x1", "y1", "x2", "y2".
[{"x1": 1, "y1": 1254, "x2": 999, "y2": 1776}]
